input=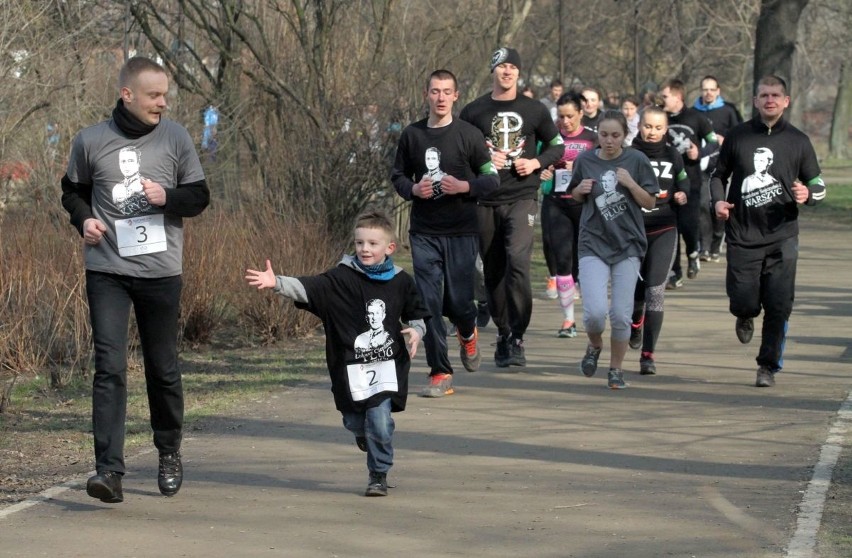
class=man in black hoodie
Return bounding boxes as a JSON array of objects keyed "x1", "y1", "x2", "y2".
[
  {"x1": 711, "y1": 75, "x2": 825, "y2": 388},
  {"x1": 61, "y1": 57, "x2": 210, "y2": 503}
]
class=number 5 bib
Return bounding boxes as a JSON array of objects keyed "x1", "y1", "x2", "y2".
[
  {"x1": 116, "y1": 214, "x2": 167, "y2": 257},
  {"x1": 346, "y1": 359, "x2": 397, "y2": 402}
]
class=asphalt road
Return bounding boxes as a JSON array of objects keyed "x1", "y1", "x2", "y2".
[{"x1": 1, "y1": 216, "x2": 850, "y2": 558}]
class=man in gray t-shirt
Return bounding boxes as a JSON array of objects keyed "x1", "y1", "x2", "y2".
[{"x1": 61, "y1": 56, "x2": 209, "y2": 505}]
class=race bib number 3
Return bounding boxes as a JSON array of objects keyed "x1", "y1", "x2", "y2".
[
  {"x1": 346, "y1": 359, "x2": 398, "y2": 402},
  {"x1": 116, "y1": 214, "x2": 167, "y2": 257}
]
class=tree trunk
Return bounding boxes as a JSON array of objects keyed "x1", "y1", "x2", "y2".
[
  {"x1": 828, "y1": 61, "x2": 851, "y2": 159},
  {"x1": 753, "y1": 0, "x2": 810, "y2": 92}
]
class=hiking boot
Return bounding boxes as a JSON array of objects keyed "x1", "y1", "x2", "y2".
[
  {"x1": 86, "y1": 471, "x2": 123, "y2": 503},
  {"x1": 494, "y1": 335, "x2": 510, "y2": 368},
  {"x1": 420, "y1": 372, "x2": 454, "y2": 397},
  {"x1": 545, "y1": 277, "x2": 558, "y2": 299},
  {"x1": 476, "y1": 301, "x2": 491, "y2": 328},
  {"x1": 355, "y1": 436, "x2": 368, "y2": 452},
  {"x1": 607, "y1": 368, "x2": 627, "y2": 389},
  {"x1": 687, "y1": 255, "x2": 700, "y2": 279},
  {"x1": 158, "y1": 452, "x2": 183, "y2": 497},
  {"x1": 755, "y1": 366, "x2": 776, "y2": 387},
  {"x1": 666, "y1": 275, "x2": 683, "y2": 290},
  {"x1": 507, "y1": 337, "x2": 526, "y2": 366},
  {"x1": 365, "y1": 471, "x2": 388, "y2": 497},
  {"x1": 639, "y1": 352, "x2": 656, "y2": 375},
  {"x1": 580, "y1": 345, "x2": 602, "y2": 377},
  {"x1": 735, "y1": 317, "x2": 754, "y2": 344},
  {"x1": 457, "y1": 328, "x2": 481, "y2": 372},
  {"x1": 557, "y1": 321, "x2": 577, "y2": 338},
  {"x1": 629, "y1": 322, "x2": 643, "y2": 350}
]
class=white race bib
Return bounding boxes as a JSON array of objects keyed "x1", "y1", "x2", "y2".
[
  {"x1": 116, "y1": 214, "x2": 167, "y2": 257},
  {"x1": 346, "y1": 359, "x2": 397, "y2": 402},
  {"x1": 555, "y1": 168, "x2": 572, "y2": 193}
]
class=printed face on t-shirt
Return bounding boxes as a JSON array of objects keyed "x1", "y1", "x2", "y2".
[{"x1": 119, "y1": 148, "x2": 140, "y2": 178}]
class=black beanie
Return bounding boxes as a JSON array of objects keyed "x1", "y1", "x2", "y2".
[{"x1": 490, "y1": 47, "x2": 522, "y2": 73}]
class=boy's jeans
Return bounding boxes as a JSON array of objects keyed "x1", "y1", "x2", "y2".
[{"x1": 342, "y1": 398, "x2": 394, "y2": 473}]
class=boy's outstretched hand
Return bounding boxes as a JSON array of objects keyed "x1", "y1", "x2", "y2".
[
  {"x1": 401, "y1": 327, "x2": 421, "y2": 358},
  {"x1": 245, "y1": 259, "x2": 276, "y2": 290}
]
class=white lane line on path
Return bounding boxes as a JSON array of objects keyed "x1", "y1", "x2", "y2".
[
  {"x1": 0, "y1": 444, "x2": 163, "y2": 520},
  {"x1": 786, "y1": 391, "x2": 852, "y2": 558},
  {"x1": 0, "y1": 472, "x2": 93, "y2": 520}
]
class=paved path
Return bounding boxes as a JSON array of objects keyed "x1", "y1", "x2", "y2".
[{"x1": 2, "y1": 217, "x2": 850, "y2": 558}]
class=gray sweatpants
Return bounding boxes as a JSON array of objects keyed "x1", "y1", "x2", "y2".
[{"x1": 579, "y1": 256, "x2": 641, "y2": 342}]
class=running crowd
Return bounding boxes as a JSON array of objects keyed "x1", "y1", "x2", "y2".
[{"x1": 64, "y1": 49, "x2": 826, "y2": 500}]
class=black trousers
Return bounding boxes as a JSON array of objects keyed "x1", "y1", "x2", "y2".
[
  {"x1": 410, "y1": 233, "x2": 479, "y2": 375},
  {"x1": 87, "y1": 271, "x2": 183, "y2": 474},
  {"x1": 672, "y1": 166, "x2": 702, "y2": 276},
  {"x1": 726, "y1": 236, "x2": 798, "y2": 371},
  {"x1": 477, "y1": 199, "x2": 537, "y2": 339},
  {"x1": 540, "y1": 196, "x2": 582, "y2": 278}
]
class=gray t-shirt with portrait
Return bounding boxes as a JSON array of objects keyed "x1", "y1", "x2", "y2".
[
  {"x1": 569, "y1": 147, "x2": 659, "y2": 264},
  {"x1": 66, "y1": 118, "x2": 205, "y2": 278}
]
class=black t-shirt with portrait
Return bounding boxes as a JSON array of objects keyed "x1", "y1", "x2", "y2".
[
  {"x1": 711, "y1": 117, "x2": 821, "y2": 248},
  {"x1": 296, "y1": 263, "x2": 429, "y2": 413},
  {"x1": 391, "y1": 118, "x2": 497, "y2": 236}
]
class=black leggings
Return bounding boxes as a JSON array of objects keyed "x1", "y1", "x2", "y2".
[
  {"x1": 540, "y1": 196, "x2": 582, "y2": 278},
  {"x1": 633, "y1": 227, "x2": 677, "y2": 354}
]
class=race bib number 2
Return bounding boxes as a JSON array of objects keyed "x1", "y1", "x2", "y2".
[
  {"x1": 346, "y1": 359, "x2": 398, "y2": 402},
  {"x1": 116, "y1": 214, "x2": 167, "y2": 257}
]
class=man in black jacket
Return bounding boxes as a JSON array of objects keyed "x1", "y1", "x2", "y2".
[{"x1": 711, "y1": 75, "x2": 825, "y2": 388}]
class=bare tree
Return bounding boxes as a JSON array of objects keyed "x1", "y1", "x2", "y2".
[{"x1": 753, "y1": 0, "x2": 810, "y2": 90}]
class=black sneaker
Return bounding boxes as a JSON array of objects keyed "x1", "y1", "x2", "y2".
[
  {"x1": 476, "y1": 301, "x2": 491, "y2": 328},
  {"x1": 158, "y1": 452, "x2": 183, "y2": 497},
  {"x1": 639, "y1": 352, "x2": 656, "y2": 375},
  {"x1": 666, "y1": 275, "x2": 683, "y2": 290},
  {"x1": 494, "y1": 335, "x2": 510, "y2": 368},
  {"x1": 355, "y1": 436, "x2": 368, "y2": 452},
  {"x1": 580, "y1": 345, "x2": 602, "y2": 377},
  {"x1": 86, "y1": 471, "x2": 123, "y2": 503},
  {"x1": 699, "y1": 251, "x2": 711, "y2": 262},
  {"x1": 507, "y1": 337, "x2": 526, "y2": 367},
  {"x1": 735, "y1": 317, "x2": 754, "y2": 344},
  {"x1": 607, "y1": 368, "x2": 627, "y2": 389},
  {"x1": 687, "y1": 255, "x2": 700, "y2": 279},
  {"x1": 755, "y1": 366, "x2": 775, "y2": 387},
  {"x1": 365, "y1": 472, "x2": 388, "y2": 497},
  {"x1": 629, "y1": 322, "x2": 643, "y2": 350},
  {"x1": 709, "y1": 252, "x2": 721, "y2": 263}
]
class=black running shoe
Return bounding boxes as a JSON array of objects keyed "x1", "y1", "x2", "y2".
[
  {"x1": 365, "y1": 472, "x2": 388, "y2": 497},
  {"x1": 629, "y1": 323, "x2": 643, "y2": 350},
  {"x1": 580, "y1": 345, "x2": 602, "y2": 377},
  {"x1": 736, "y1": 317, "x2": 754, "y2": 344},
  {"x1": 755, "y1": 366, "x2": 775, "y2": 387},
  {"x1": 507, "y1": 337, "x2": 526, "y2": 367},
  {"x1": 494, "y1": 335, "x2": 510, "y2": 367}
]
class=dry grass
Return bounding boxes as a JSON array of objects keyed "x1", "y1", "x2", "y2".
[{"x1": 0, "y1": 205, "x2": 339, "y2": 411}]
